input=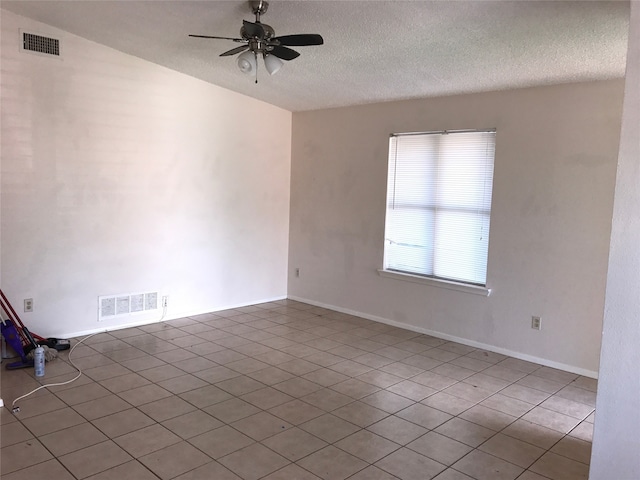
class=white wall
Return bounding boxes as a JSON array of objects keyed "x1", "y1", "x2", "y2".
[
  {"x1": 590, "y1": 2, "x2": 640, "y2": 477},
  {"x1": 289, "y1": 80, "x2": 624, "y2": 376},
  {"x1": 0, "y1": 11, "x2": 292, "y2": 337}
]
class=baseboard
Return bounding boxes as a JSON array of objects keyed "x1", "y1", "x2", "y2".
[
  {"x1": 288, "y1": 295, "x2": 599, "y2": 379},
  {"x1": 58, "y1": 295, "x2": 288, "y2": 339}
]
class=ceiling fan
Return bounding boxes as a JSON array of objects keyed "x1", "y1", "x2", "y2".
[{"x1": 189, "y1": 0, "x2": 324, "y2": 82}]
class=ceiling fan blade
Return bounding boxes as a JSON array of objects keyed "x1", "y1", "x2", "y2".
[
  {"x1": 220, "y1": 45, "x2": 250, "y2": 57},
  {"x1": 242, "y1": 20, "x2": 266, "y2": 39},
  {"x1": 189, "y1": 34, "x2": 244, "y2": 42},
  {"x1": 273, "y1": 34, "x2": 324, "y2": 46},
  {"x1": 270, "y1": 45, "x2": 300, "y2": 61}
]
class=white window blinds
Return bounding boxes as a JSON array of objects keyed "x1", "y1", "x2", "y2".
[{"x1": 384, "y1": 129, "x2": 496, "y2": 286}]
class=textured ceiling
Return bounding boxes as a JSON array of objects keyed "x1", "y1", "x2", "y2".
[{"x1": 1, "y1": 0, "x2": 630, "y2": 112}]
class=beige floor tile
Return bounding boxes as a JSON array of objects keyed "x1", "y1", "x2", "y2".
[
  {"x1": 0, "y1": 459, "x2": 75, "y2": 480},
  {"x1": 357, "y1": 370, "x2": 404, "y2": 388},
  {"x1": 432, "y1": 468, "x2": 476, "y2": 480},
  {"x1": 367, "y1": 415, "x2": 428, "y2": 445},
  {"x1": 328, "y1": 360, "x2": 374, "y2": 377},
  {"x1": 348, "y1": 465, "x2": 399, "y2": 480},
  {"x1": 335, "y1": 429, "x2": 400, "y2": 463},
  {"x1": 497, "y1": 357, "x2": 541, "y2": 374},
  {"x1": 139, "y1": 441, "x2": 211, "y2": 480},
  {"x1": 431, "y1": 363, "x2": 476, "y2": 380},
  {"x1": 171, "y1": 356, "x2": 217, "y2": 373},
  {"x1": 569, "y1": 421, "x2": 594, "y2": 442},
  {"x1": 449, "y1": 355, "x2": 494, "y2": 373},
  {"x1": 231, "y1": 411, "x2": 292, "y2": 440},
  {"x1": 99, "y1": 372, "x2": 152, "y2": 393},
  {"x1": 411, "y1": 371, "x2": 459, "y2": 390},
  {"x1": 361, "y1": 390, "x2": 414, "y2": 413},
  {"x1": 530, "y1": 452, "x2": 590, "y2": 480},
  {"x1": 173, "y1": 460, "x2": 242, "y2": 480},
  {"x1": 407, "y1": 431, "x2": 473, "y2": 466},
  {"x1": 422, "y1": 348, "x2": 462, "y2": 362},
  {"x1": 204, "y1": 397, "x2": 260, "y2": 423},
  {"x1": 442, "y1": 382, "x2": 495, "y2": 403},
  {"x1": 302, "y1": 367, "x2": 350, "y2": 386},
  {"x1": 188, "y1": 425, "x2": 254, "y2": 458},
  {"x1": 434, "y1": 417, "x2": 496, "y2": 447},
  {"x1": 550, "y1": 436, "x2": 592, "y2": 464},
  {"x1": 269, "y1": 398, "x2": 325, "y2": 425},
  {"x1": 515, "y1": 471, "x2": 551, "y2": 480},
  {"x1": 73, "y1": 393, "x2": 132, "y2": 420},
  {"x1": 114, "y1": 423, "x2": 181, "y2": 458},
  {"x1": 1, "y1": 420, "x2": 34, "y2": 447},
  {"x1": 156, "y1": 373, "x2": 208, "y2": 394},
  {"x1": 84, "y1": 460, "x2": 162, "y2": 480},
  {"x1": 332, "y1": 401, "x2": 389, "y2": 428},
  {"x1": 480, "y1": 393, "x2": 535, "y2": 417},
  {"x1": 178, "y1": 384, "x2": 233, "y2": 408},
  {"x1": 226, "y1": 357, "x2": 271, "y2": 374},
  {"x1": 119, "y1": 355, "x2": 166, "y2": 372},
  {"x1": 138, "y1": 395, "x2": 196, "y2": 422},
  {"x1": 501, "y1": 419, "x2": 564, "y2": 450},
  {"x1": 386, "y1": 379, "x2": 437, "y2": 401},
  {"x1": 453, "y1": 450, "x2": 523, "y2": 480},
  {"x1": 1, "y1": 439, "x2": 53, "y2": 475},
  {"x1": 262, "y1": 464, "x2": 322, "y2": 479},
  {"x1": 192, "y1": 365, "x2": 241, "y2": 383},
  {"x1": 479, "y1": 433, "x2": 545, "y2": 468},
  {"x1": 482, "y1": 364, "x2": 529, "y2": 382},
  {"x1": 540, "y1": 395, "x2": 594, "y2": 419},
  {"x1": 219, "y1": 443, "x2": 290, "y2": 480},
  {"x1": 330, "y1": 378, "x2": 381, "y2": 398},
  {"x1": 500, "y1": 384, "x2": 552, "y2": 405},
  {"x1": 10, "y1": 392, "x2": 67, "y2": 419},
  {"x1": 273, "y1": 377, "x2": 324, "y2": 397},
  {"x1": 530, "y1": 366, "x2": 579, "y2": 385},
  {"x1": 298, "y1": 445, "x2": 368, "y2": 480},
  {"x1": 517, "y1": 375, "x2": 565, "y2": 394},
  {"x1": 240, "y1": 386, "x2": 294, "y2": 409},
  {"x1": 117, "y1": 384, "x2": 172, "y2": 406},
  {"x1": 522, "y1": 406, "x2": 582, "y2": 433},
  {"x1": 421, "y1": 391, "x2": 477, "y2": 415},
  {"x1": 246, "y1": 366, "x2": 296, "y2": 385},
  {"x1": 92, "y1": 408, "x2": 155, "y2": 438},
  {"x1": 401, "y1": 354, "x2": 444, "y2": 370},
  {"x1": 375, "y1": 447, "x2": 446, "y2": 480},
  {"x1": 262, "y1": 427, "x2": 328, "y2": 461},
  {"x1": 277, "y1": 358, "x2": 323, "y2": 376},
  {"x1": 299, "y1": 413, "x2": 361, "y2": 443},
  {"x1": 40, "y1": 422, "x2": 107, "y2": 456},
  {"x1": 459, "y1": 404, "x2": 517, "y2": 431},
  {"x1": 58, "y1": 440, "x2": 132, "y2": 479},
  {"x1": 161, "y1": 409, "x2": 223, "y2": 439},
  {"x1": 396, "y1": 403, "x2": 453, "y2": 429},
  {"x1": 300, "y1": 388, "x2": 353, "y2": 411},
  {"x1": 83, "y1": 363, "x2": 131, "y2": 381},
  {"x1": 216, "y1": 375, "x2": 266, "y2": 396}
]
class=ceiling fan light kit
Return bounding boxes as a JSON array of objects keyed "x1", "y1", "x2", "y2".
[{"x1": 189, "y1": 0, "x2": 323, "y2": 82}]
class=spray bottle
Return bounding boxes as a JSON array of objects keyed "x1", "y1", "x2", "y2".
[{"x1": 34, "y1": 345, "x2": 45, "y2": 377}]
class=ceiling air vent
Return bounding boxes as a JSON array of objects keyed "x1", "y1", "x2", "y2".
[{"x1": 22, "y1": 31, "x2": 60, "y2": 56}]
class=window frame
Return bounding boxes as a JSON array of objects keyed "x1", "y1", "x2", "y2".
[{"x1": 381, "y1": 128, "x2": 496, "y2": 295}]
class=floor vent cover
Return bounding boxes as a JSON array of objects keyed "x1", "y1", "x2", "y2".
[{"x1": 22, "y1": 32, "x2": 60, "y2": 56}]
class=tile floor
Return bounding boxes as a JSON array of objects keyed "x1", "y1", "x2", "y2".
[{"x1": 0, "y1": 300, "x2": 596, "y2": 480}]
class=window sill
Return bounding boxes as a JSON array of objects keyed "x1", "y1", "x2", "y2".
[{"x1": 377, "y1": 269, "x2": 491, "y2": 297}]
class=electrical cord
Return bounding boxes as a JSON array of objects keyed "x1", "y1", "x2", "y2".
[
  {"x1": 11, "y1": 331, "x2": 102, "y2": 413},
  {"x1": 10, "y1": 302, "x2": 168, "y2": 413}
]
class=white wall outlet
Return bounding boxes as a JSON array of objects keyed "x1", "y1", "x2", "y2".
[
  {"x1": 531, "y1": 316, "x2": 542, "y2": 330},
  {"x1": 24, "y1": 298, "x2": 33, "y2": 313},
  {"x1": 162, "y1": 296, "x2": 168, "y2": 308},
  {"x1": 295, "y1": 268, "x2": 300, "y2": 277}
]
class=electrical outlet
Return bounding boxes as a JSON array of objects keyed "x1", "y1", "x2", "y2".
[
  {"x1": 531, "y1": 316, "x2": 542, "y2": 330},
  {"x1": 295, "y1": 268, "x2": 300, "y2": 278},
  {"x1": 24, "y1": 298, "x2": 33, "y2": 313},
  {"x1": 162, "y1": 296, "x2": 168, "y2": 308}
]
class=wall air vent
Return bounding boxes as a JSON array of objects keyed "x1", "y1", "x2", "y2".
[{"x1": 21, "y1": 31, "x2": 60, "y2": 57}]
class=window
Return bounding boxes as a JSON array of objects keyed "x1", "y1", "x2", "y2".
[{"x1": 383, "y1": 129, "x2": 496, "y2": 286}]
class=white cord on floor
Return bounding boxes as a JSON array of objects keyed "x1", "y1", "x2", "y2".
[
  {"x1": 10, "y1": 304, "x2": 168, "y2": 413},
  {"x1": 11, "y1": 331, "x2": 103, "y2": 412}
]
